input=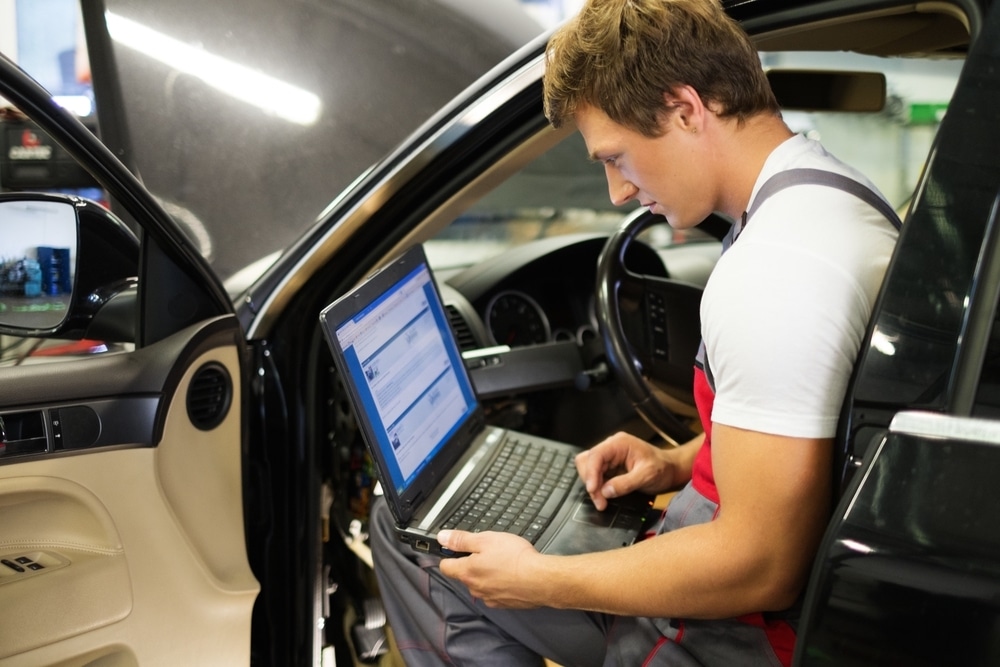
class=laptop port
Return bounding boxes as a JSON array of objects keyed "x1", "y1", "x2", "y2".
[{"x1": 414, "y1": 540, "x2": 431, "y2": 552}]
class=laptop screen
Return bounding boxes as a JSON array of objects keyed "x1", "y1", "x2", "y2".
[{"x1": 330, "y1": 257, "x2": 478, "y2": 496}]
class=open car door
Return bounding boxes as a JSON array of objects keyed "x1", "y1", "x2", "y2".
[
  {"x1": 0, "y1": 49, "x2": 257, "y2": 666},
  {"x1": 795, "y1": 2, "x2": 1000, "y2": 664}
]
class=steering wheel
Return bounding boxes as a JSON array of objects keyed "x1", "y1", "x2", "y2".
[{"x1": 595, "y1": 209, "x2": 705, "y2": 444}]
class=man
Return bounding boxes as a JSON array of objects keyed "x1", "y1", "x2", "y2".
[{"x1": 369, "y1": 0, "x2": 900, "y2": 664}]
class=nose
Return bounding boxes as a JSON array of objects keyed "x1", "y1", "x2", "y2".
[{"x1": 607, "y1": 169, "x2": 638, "y2": 207}]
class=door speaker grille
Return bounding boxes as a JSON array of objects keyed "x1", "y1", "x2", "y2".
[{"x1": 187, "y1": 362, "x2": 232, "y2": 431}]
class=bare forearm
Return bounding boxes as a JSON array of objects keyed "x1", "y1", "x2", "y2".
[
  {"x1": 440, "y1": 430, "x2": 830, "y2": 616},
  {"x1": 529, "y1": 519, "x2": 800, "y2": 619},
  {"x1": 524, "y1": 431, "x2": 829, "y2": 619}
]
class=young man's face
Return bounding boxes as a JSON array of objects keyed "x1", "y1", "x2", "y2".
[{"x1": 574, "y1": 103, "x2": 715, "y2": 228}]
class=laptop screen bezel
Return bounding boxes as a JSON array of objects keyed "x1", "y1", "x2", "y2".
[{"x1": 319, "y1": 244, "x2": 486, "y2": 526}]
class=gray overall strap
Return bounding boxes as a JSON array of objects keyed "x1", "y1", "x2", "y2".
[
  {"x1": 704, "y1": 167, "x2": 902, "y2": 388},
  {"x1": 746, "y1": 167, "x2": 903, "y2": 229}
]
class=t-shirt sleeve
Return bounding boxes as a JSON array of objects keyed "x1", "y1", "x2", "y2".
[{"x1": 701, "y1": 238, "x2": 872, "y2": 439}]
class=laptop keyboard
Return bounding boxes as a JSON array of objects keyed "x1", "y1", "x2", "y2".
[{"x1": 439, "y1": 436, "x2": 579, "y2": 543}]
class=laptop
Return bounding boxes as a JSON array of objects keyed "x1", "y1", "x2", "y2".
[{"x1": 318, "y1": 244, "x2": 652, "y2": 556}]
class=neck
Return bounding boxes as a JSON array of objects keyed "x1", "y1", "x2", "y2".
[{"x1": 715, "y1": 113, "x2": 793, "y2": 221}]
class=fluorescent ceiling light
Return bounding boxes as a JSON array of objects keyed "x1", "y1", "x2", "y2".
[
  {"x1": 53, "y1": 95, "x2": 94, "y2": 117},
  {"x1": 105, "y1": 12, "x2": 321, "y2": 126}
]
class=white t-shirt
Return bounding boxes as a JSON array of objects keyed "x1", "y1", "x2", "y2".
[{"x1": 701, "y1": 134, "x2": 900, "y2": 438}]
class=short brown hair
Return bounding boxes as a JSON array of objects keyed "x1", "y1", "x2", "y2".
[{"x1": 543, "y1": 0, "x2": 779, "y2": 136}]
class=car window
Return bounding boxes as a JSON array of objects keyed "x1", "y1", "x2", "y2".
[
  {"x1": 426, "y1": 50, "x2": 963, "y2": 270},
  {"x1": 766, "y1": 51, "x2": 962, "y2": 215},
  {"x1": 0, "y1": 102, "x2": 130, "y2": 366},
  {"x1": 427, "y1": 130, "x2": 642, "y2": 271},
  {"x1": 975, "y1": 322, "x2": 1000, "y2": 416},
  {"x1": 973, "y1": 283, "x2": 1000, "y2": 416},
  {"x1": 0, "y1": 3, "x2": 119, "y2": 365}
]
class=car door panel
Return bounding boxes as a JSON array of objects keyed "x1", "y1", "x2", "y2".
[
  {"x1": 796, "y1": 411, "x2": 1000, "y2": 666},
  {"x1": 795, "y1": 3, "x2": 1000, "y2": 661},
  {"x1": 0, "y1": 473, "x2": 131, "y2": 661},
  {"x1": 0, "y1": 316, "x2": 257, "y2": 666}
]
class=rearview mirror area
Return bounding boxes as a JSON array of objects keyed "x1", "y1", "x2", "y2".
[
  {"x1": 767, "y1": 69, "x2": 887, "y2": 112},
  {"x1": 0, "y1": 193, "x2": 138, "y2": 340}
]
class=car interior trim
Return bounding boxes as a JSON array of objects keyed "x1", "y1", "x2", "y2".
[
  {"x1": 0, "y1": 397, "x2": 159, "y2": 464},
  {"x1": 890, "y1": 409, "x2": 1000, "y2": 444},
  {"x1": 749, "y1": 4, "x2": 972, "y2": 56}
]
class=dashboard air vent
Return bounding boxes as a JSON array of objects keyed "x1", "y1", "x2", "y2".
[
  {"x1": 445, "y1": 305, "x2": 477, "y2": 351},
  {"x1": 187, "y1": 362, "x2": 233, "y2": 431}
]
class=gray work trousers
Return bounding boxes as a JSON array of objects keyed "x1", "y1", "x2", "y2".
[
  {"x1": 369, "y1": 489, "x2": 792, "y2": 667},
  {"x1": 370, "y1": 498, "x2": 628, "y2": 666}
]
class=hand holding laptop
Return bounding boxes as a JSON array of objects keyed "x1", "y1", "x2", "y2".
[{"x1": 438, "y1": 528, "x2": 547, "y2": 609}]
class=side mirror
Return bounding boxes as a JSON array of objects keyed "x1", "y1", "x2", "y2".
[
  {"x1": 0, "y1": 192, "x2": 138, "y2": 340},
  {"x1": 0, "y1": 197, "x2": 77, "y2": 332}
]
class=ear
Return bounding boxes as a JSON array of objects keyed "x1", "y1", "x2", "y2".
[{"x1": 662, "y1": 85, "x2": 708, "y2": 133}]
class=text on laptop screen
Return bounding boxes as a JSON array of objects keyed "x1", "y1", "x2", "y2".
[{"x1": 334, "y1": 263, "x2": 477, "y2": 494}]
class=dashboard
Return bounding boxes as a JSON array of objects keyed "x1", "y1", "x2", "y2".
[{"x1": 438, "y1": 233, "x2": 715, "y2": 353}]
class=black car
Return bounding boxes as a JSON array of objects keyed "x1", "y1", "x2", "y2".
[{"x1": 0, "y1": 1, "x2": 998, "y2": 665}]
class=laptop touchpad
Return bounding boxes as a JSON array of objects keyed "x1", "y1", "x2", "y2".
[{"x1": 571, "y1": 502, "x2": 619, "y2": 527}]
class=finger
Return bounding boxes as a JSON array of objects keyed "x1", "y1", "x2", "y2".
[
  {"x1": 574, "y1": 460, "x2": 605, "y2": 510},
  {"x1": 438, "y1": 553, "x2": 462, "y2": 578},
  {"x1": 575, "y1": 444, "x2": 618, "y2": 491},
  {"x1": 437, "y1": 529, "x2": 475, "y2": 554},
  {"x1": 578, "y1": 437, "x2": 632, "y2": 503},
  {"x1": 601, "y1": 463, "x2": 650, "y2": 499},
  {"x1": 437, "y1": 530, "x2": 474, "y2": 579},
  {"x1": 593, "y1": 462, "x2": 647, "y2": 509},
  {"x1": 574, "y1": 450, "x2": 600, "y2": 493}
]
